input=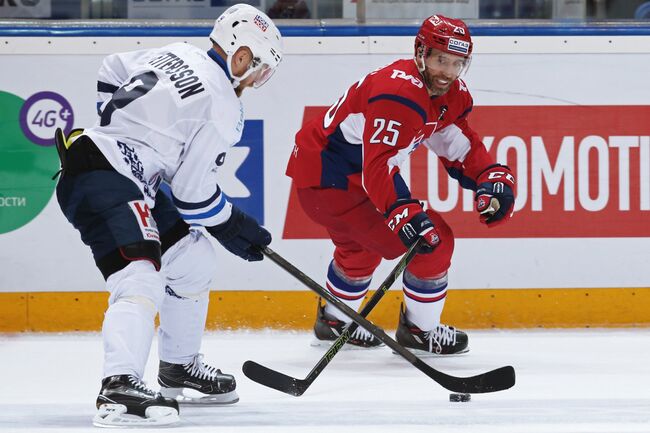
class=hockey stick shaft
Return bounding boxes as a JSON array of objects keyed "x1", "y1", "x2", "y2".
[
  {"x1": 259, "y1": 246, "x2": 516, "y2": 394},
  {"x1": 301, "y1": 240, "x2": 421, "y2": 389},
  {"x1": 242, "y1": 241, "x2": 419, "y2": 396}
]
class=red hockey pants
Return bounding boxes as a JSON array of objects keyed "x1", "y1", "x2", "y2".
[{"x1": 296, "y1": 185, "x2": 454, "y2": 280}]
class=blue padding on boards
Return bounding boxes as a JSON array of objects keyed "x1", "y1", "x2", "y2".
[{"x1": 2, "y1": 24, "x2": 650, "y2": 37}]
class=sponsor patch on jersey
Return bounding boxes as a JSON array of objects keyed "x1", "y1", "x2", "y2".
[
  {"x1": 448, "y1": 38, "x2": 470, "y2": 55},
  {"x1": 117, "y1": 141, "x2": 155, "y2": 200},
  {"x1": 128, "y1": 200, "x2": 160, "y2": 242},
  {"x1": 254, "y1": 14, "x2": 269, "y2": 32},
  {"x1": 390, "y1": 69, "x2": 423, "y2": 88}
]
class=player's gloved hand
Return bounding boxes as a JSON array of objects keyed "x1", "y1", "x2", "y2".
[
  {"x1": 475, "y1": 164, "x2": 516, "y2": 227},
  {"x1": 208, "y1": 205, "x2": 271, "y2": 261},
  {"x1": 385, "y1": 199, "x2": 440, "y2": 253}
]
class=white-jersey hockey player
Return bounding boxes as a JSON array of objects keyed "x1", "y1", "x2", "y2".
[{"x1": 54, "y1": 4, "x2": 282, "y2": 427}]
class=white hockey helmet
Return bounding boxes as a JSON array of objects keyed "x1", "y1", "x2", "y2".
[{"x1": 210, "y1": 4, "x2": 283, "y2": 88}]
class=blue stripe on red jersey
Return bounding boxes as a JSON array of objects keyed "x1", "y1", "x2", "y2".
[
  {"x1": 320, "y1": 126, "x2": 362, "y2": 189},
  {"x1": 458, "y1": 105, "x2": 473, "y2": 120},
  {"x1": 392, "y1": 172, "x2": 412, "y2": 201},
  {"x1": 445, "y1": 166, "x2": 478, "y2": 191},
  {"x1": 368, "y1": 94, "x2": 427, "y2": 124}
]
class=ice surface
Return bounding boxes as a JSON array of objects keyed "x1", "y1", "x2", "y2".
[{"x1": 1, "y1": 329, "x2": 649, "y2": 433}]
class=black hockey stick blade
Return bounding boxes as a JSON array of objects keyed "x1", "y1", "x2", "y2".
[
  {"x1": 434, "y1": 364, "x2": 515, "y2": 394},
  {"x1": 242, "y1": 360, "x2": 309, "y2": 396},
  {"x1": 243, "y1": 354, "x2": 515, "y2": 396},
  {"x1": 243, "y1": 241, "x2": 421, "y2": 397},
  {"x1": 257, "y1": 246, "x2": 516, "y2": 394}
]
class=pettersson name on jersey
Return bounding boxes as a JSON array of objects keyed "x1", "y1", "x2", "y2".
[{"x1": 148, "y1": 52, "x2": 205, "y2": 99}]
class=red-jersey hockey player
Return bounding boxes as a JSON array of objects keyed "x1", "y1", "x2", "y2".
[{"x1": 286, "y1": 15, "x2": 516, "y2": 354}]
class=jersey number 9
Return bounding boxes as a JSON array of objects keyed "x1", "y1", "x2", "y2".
[{"x1": 100, "y1": 71, "x2": 159, "y2": 127}]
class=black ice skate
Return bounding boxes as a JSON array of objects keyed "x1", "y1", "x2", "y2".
[
  {"x1": 312, "y1": 300, "x2": 383, "y2": 349},
  {"x1": 158, "y1": 353, "x2": 239, "y2": 405},
  {"x1": 395, "y1": 305, "x2": 469, "y2": 356},
  {"x1": 93, "y1": 374, "x2": 179, "y2": 428}
]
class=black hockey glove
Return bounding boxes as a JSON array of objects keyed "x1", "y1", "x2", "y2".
[
  {"x1": 207, "y1": 205, "x2": 271, "y2": 262},
  {"x1": 385, "y1": 199, "x2": 441, "y2": 254},
  {"x1": 475, "y1": 164, "x2": 516, "y2": 227}
]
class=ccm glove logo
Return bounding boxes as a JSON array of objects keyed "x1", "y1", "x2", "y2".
[
  {"x1": 486, "y1": 170, "x2": 515, "y2": 185},
  {"x1": 387, "y1": 207, "x2": 409, "y2": 231},
  {"x1": 385, "y1": 200, "x2": 440, "y2": 254}
]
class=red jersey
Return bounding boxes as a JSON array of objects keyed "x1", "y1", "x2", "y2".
[{"x1": 286, "y1": 58, "x2": 493, "y2": 214}]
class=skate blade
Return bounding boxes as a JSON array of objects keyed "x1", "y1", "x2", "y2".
[
  {"x1": 310, "y1": 338, "x2": 384, "y2": 350},
  {"x1": 160, "y1": 387, "x2": 239, "y2": 405},
  {"x1": 392, "y1": 346, "x2": 470, "y2": 358},
  {"x1": 93, "y1": 403, "x2": 179, "y2": 428}
]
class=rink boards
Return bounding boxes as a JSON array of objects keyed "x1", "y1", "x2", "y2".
[{"x1": 0, "y1": 25, "x2": 649, "y2": 331}]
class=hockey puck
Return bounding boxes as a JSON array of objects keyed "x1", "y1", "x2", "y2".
[{"x1": 449, "y1": 393, "x2": 471, "y2": 402}]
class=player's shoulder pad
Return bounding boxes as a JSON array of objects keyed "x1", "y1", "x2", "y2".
[
  {"x1": 164, "y1": 41, "x2": 190, "y2": 51},
  {"x1": 367, "y1": 59, "x2": 430, "y2": 123},
  {"x1": 448, "y1": 78, "x2": 474, "y2": 120},
  {"x1": 371, "y1": 59, "x2": 428, "y2": 97},
  {"x1": 452, "y1": 78, "x2": 473, "y2": 105},
  {"x1": 165, "y1": 43, "x2": 225, "y2": 104}
]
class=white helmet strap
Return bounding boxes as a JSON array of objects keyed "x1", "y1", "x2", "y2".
[
  {"x1": 226, "y1": 50, "x2": 264, "y2": 89},
  {"x1": 226, "y1": 52, "x2": 240, "y2": 88},
  {"x1": 414, "y1": 46, "x2": 433, "y2": 91}
]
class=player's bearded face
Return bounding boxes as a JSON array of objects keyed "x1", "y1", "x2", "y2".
[{"x1": 422, "y1": 49, "x2": 468, "y2": 96}]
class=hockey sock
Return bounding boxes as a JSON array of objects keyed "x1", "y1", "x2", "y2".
[
  {"x1": 158, "y1": 289, "x2": 209, "y2": 365},
  {"x1": 323, "y1": 260, "x2": 372, "y2": 323},
  {"x1": 402, "y1": 270, "x2": 448, "y2": 331},
  {"x1": 157, "y1": 229, "x2": 215, "y2": 364},
  {"x1": 103, "y1": 300, "x2": 156, "y2": 378},
  {"x1": 103, "y1": 261, "x2": 164, "y2": 378}
]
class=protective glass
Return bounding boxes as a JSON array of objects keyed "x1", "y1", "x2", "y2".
[
  {"x1": 252, "y1": 63, "x2": 276, "y2": 88},
  {"x1": 426, "y1": 52, "x2": 470, "y2": 78}
]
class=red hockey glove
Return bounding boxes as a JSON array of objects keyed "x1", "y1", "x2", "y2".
[
  {"x1": 385, "y1": 200, "x2": 441, "y2": 253},
  {"x1": 475, "y1": 164, "x2": 516, "y2": 227}
]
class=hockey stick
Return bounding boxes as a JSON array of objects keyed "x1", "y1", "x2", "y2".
[
  {"x1": 243, "y1": 245, "x2": 516, "y2": 395},
  {"x1": 243, "y1": 240, "x2": 421, "y2": 396}
]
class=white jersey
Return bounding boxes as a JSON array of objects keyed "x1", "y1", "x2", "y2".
[{"x1": 85, "y1": 42, "x2": 244, "y2": 227}]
